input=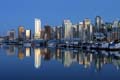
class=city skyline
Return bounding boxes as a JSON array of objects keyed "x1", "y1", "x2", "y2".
[
  {"x1": 1, "y1": 16, "x2": 120, "y2": 43},
  {"x1": 0, "y1": 16, "x2": 120, "y2": 35},
  {"x1": 1, "y1": 0, "x2": 120, "y2": 80}
]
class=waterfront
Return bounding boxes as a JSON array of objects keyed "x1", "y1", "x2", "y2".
[{"x1": 0, "y1": 45, "x2": 120, "y2": 80}]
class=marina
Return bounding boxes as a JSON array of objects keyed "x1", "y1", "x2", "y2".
[{"x1": 2, "y1": 39, "x2": 120, "y2": 51}]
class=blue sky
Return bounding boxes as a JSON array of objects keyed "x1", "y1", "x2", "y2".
[{"x1": 0, "y1": 0, "x2": 120, "y2": 35}]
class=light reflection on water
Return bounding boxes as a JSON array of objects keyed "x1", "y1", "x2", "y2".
[{"x1": 0, "y1": 45, "x2": 120, "y2": 80}]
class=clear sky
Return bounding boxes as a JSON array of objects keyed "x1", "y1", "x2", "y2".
[{"x1": 0, "y1": 0, "x2": 120, "y2": 35}]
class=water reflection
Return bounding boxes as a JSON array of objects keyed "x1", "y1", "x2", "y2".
[
  {"x1": 26, "y1": 48, "x2": 31, "y2": 57},
  {"x1": 34, "y1": 48, "x2": 41, "y2": 69},
  {"x1": 18, "y1": 46, "x2": 25, "y2": 60},
  {"x1": 1, "y1": 45, "x2": 120, "y2": 71},
  {"x1": 6, "y1": 45, "x2": 15, "y2": 56}
]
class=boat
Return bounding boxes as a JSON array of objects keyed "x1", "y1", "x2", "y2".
[
  {"x1": 24, "y1": 42, "x2": 31, "y2": 47},
  {"x1": 23, "y1": 40, "x2": 31, "y2": 47},
  {"x1": 109, "y1": 42, "x2": 120, "y2": 51},
  {"x1": 47, "y1": 40, "x2": 58, "y2": 48},
  {"x1": 91, "y1": 41, "x2": 120, "y2": 51},
  {"x1": 32, "y1": 39, "x2": 46, "y2": 47}
]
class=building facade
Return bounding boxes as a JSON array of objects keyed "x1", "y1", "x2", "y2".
[
  {"x1": 7, "y1": 29, "x2": 16, "y2": 41},
  {"x1": 18, "y1": 26, "x2": 25, "y2": 40},
  {"x1": 25, "y1": 30, "x2": 31, "y2": 40},
  {"x1": 34, "y1": 18, "x2": 41, "y2": 39},
  {"x1": 63, "y1": 20, "x2": 73, "y2": 40}
]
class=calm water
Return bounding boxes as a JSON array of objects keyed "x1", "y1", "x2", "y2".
[{"x1": 0, "y1": 45, "x2": 120, "y2": 80}]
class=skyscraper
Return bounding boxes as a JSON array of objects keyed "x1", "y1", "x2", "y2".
[
  {"x1": 112, "y1": 20, "x2": 120, "y2": 41},
  {"x1": 83, "y1": 18, "x2": 91, "y2": 42},
  {"x1": 34, "y1": 18, "x2": 41, "y2": 39},
  {"x1": 25, "y1": 30, "x2": 31, "y2": 40},
  {"x1": 83, "y1": 18, "x2": 91, "y2": 29},
  {"x1": 59, "y1": 26, "x2": 64, "y2": 39},
  {"x1": 56, "y1": 26, "x2": 60, "y2": 39},
  {"x1": 78, "y1": 22, "x2": 84, "y2": 41},
  {"x1": 95, "y1": 16, "x2": 102, "y2": 32},
  {"x1": 88, "y1": 24, "x2": 93, "y2": 42},
  {"x1": 44, "y1": 25, "x2": 51, "y2": 40},
  {"x1": 55, "y1": 26, "x2": 64, "y2": 40},
  {"x1": 18, "y1": 26, "x2": 25, "y2": 40},
  {"x1": 72, "y1": 24, "x2": 77, "y2": 38},
  {"x1": 7, "y1": 29, "x2": 16, "y2": 41},
  {"x1": 63, "y1": 20, "x2": 73, "y2": 40}
]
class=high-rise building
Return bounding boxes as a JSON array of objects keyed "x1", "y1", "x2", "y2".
[
  {"x1": 59, "y1": 26, "x2": 64, "y2": 39},
  {"x1": 89, "y1": 24, "x2": 93, "y2": 41},
  {"x1": 40, "y1": 30, "x2": 45, "y2": 39},
  {"x1": 77, "y1": 22, "x2": 84, "y2": 41},
  {"x1": 56, "y1": 26, "x2": 60, "y2": 39},
  {"x1": 44, "y1": 25, "x2": 51, "y2": 40},
  {"x1": 95, "y1": 16, "x2": 102, "y2": 32},
  {"x1": 83, "y1": 18, "x2": 91, "y2": 29},
  {"x1": 112, "y1": 20, "x2": 119, "y2": 28},
  {"x1": 63, "y1": 20, "x2": 73, "y2": 40},
  {"x1": 72, "y1": 24, "x2": 78, "y2": 38},
  {"x1": 111, "y1": 20, "x2": 120, "y2": 41},
  {"x1": 51, "y1": 27, "x2": 56, "y2": 39},
  {"x1": 55, "y1": 26, "x2": 64, "y2": 40},
  {"x1": 105, "y1": 21, "x2": 120, "y2": 42},
  {"x1": 34, "y1": 18, "x2": 41, "y2": 39},
  {"x1": 25, "y1": 30, "x2": 31, "y2": 40},
  {"x1": 83, "y1": 18, "x2": 92, "y2": 42},
  {"x1": 7, "y1": 29, "x2": 16, "y2": 41},
  {"x1": 18, "y1": 26, "x2": 25, "y2": 40}
]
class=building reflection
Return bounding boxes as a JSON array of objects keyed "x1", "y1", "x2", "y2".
[
  {"x1": 2, "y1": 45, "x2": 120, "y2": 71},
  {"x1": 44, "y1": 48, "x2": 51, "y2": 60},
  {"x1": 63, "y1": 50, "x2": 72, "y2": 67},
  {"x1": 18, "y1": 46, "x2": 25, "y2": 60},
  {"x1": 41, "y1": 48, "x2": 120, "y2": 71},
  {"x1": 113, "y1": 59, "x2": 120, "y2": 70},
  {"x1": 34, "y1": 48, "x2": 41, "y2": 69},
  {"x1": 25, "y1": 48, "x2": 31, "y2": 57},
  {"x1": 5, "y1": 45, "x2": 15, "y2": 56},
  {"x1": 52, "y1": 49, "x2": 120, "y2": 71},
  {"x1": 55, "y1": 49, "x2": 63, "y2": 62},
  {"x1": 77, "y1": 50, "x2": 92, "y2": 68}
]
